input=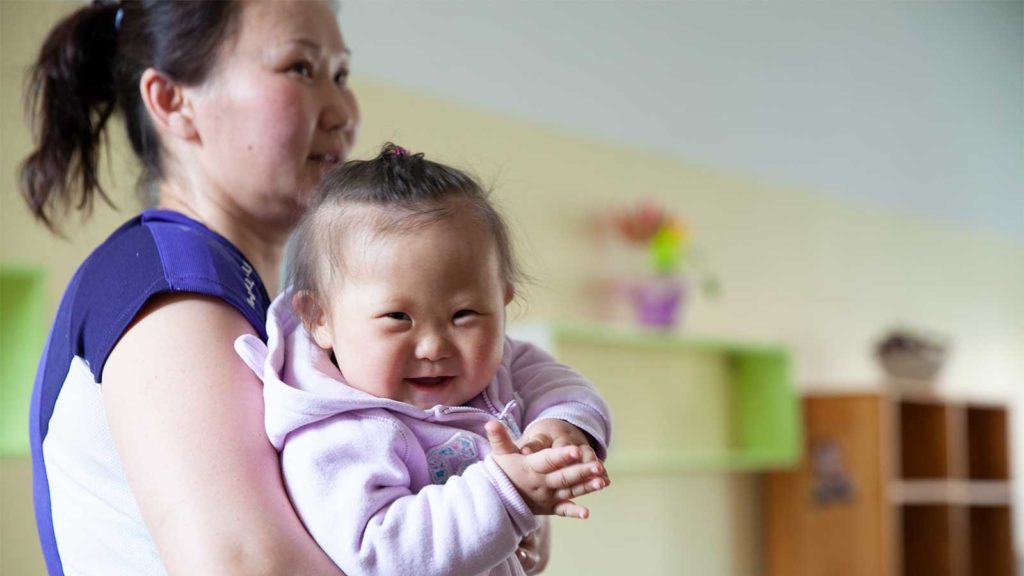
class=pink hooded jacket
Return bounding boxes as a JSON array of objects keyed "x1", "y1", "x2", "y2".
[{"x1": 235, "y1": 293, "x2": 612, "y2": 576}]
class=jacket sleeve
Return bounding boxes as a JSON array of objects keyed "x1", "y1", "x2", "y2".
[
  {"x1": 279, "y1": 413, "x2": 539, "y2": 576},
  {"x1": 504, "y1": 337, "x2": 613, "y2": 459}
]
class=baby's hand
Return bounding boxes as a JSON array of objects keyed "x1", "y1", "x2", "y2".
[
  {"x1": 485, "y1": 420, "x2": 607, "y2": 519},
  {"x1": 518, "y1": 419, "x2": 610, "y2": 487}
]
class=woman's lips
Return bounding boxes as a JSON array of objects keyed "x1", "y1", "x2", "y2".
[{"x1": 309, "y1": 153, "x2": 341, "y2": 167}]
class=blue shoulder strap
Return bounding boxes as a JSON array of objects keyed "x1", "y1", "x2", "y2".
[{"x1": 63, "y1": 210, "x2": 270, "y2": 380}]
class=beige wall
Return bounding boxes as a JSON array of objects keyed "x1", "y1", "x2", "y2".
[
  {"x1": 2, "y1": 2, "x2": 144, "y2": 302},
  {"x1": 349, "y1": 81, "x2": 1024, "y2": 575},
  {"x1": 2, "y1": 4, "x2": 141, "y2": 574},
  {"x1": 3, "y1": 2, "x2": 1023, "y2": 575},
  {"x1": 353, "y1": 81, "x2": 1024, "y2": 396}
]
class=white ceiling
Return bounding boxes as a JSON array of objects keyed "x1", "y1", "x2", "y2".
[{"x1": 339, "y1": 0, "x2": 1023, "y2": 243}]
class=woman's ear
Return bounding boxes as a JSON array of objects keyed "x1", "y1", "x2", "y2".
[
  {"x1": 139, "y1": 68, "x2": 198, "y2": 141},
  {"x1": 292, "y1": 291, "x2": 333, "y2": 350}
]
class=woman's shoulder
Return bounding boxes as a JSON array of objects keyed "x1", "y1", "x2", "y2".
[
  {"x1": 56, "y1": 209, "x2": 271, "y2": 380},
  {"x1": 81, "y1": 209, "x2": 268, "y2": 313}
]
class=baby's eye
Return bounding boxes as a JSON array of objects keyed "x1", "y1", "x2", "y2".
[
  {"x1": 385, "y1": 312, "x2": 411, "y2": 321},
  {"x1": 453, "y1": 309, "x2": 478, "y2": 322},
  {"x1": 288, "y1": 61, "x2": 314, "y2": 78}
]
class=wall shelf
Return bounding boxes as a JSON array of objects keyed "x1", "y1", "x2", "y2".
[
  {"x1": 0, "y1": 265, "x2": 46, "y2": 456},
  {"x1": 507, "y1": 322, "x2": 801, "y2": 473}
]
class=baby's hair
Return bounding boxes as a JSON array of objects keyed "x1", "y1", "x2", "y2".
[
  {"x1": 19, "y1": 0, "x2": 244, "y2": 232},
  {"x1": 288, "y1": 143, "x2": 522, "y2": 321}
]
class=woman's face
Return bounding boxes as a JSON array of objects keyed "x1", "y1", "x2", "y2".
[{"x1": 187, "y1": 0, "x2": 359, "y2": 233}]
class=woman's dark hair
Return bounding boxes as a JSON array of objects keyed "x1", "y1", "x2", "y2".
[
  {"x1": 19, "y1": 0, "x2": 241, "y2": 232},
  {"x1": 288, "y1": 143, "x2": 523, "y2": 317}
]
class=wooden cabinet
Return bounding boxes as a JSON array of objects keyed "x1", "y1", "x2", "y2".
[{"x1": 764, "y1": 393, "x2": 1015, "y2": 576}]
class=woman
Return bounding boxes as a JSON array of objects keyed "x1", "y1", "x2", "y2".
[{"x1": 22, "y1": 1, "x2": 552, "y2": 574}]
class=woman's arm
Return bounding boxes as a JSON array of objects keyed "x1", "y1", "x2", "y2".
[{"x1": 103, "y1": 294, "x2": 343, "y2": 576}]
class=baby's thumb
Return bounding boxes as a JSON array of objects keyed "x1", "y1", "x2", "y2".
[{"x1": 486, "y1": 420, "x2": 519, "y2": 456}]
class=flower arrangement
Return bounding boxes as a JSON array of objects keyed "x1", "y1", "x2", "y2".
[
  {"x1": 612, "y1": 200, "x2": 690, "y2": 276},
  {"x1": 610, "y1": 199, "x2": 718, "y2": 328}
]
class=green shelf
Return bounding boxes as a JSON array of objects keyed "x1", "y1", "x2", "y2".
[
  {"x1": 0, "y1": 265, "x2": 47, "y2": 456},
  {"x1": 508, "y1": 322, "x2": 802, "y2": 473}
]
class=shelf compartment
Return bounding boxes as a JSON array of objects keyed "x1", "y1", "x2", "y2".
[
  {"x1": 900, "y1": 504, "x2": 966, "y2": 576},
  {"x1": 899, "y1": 401, "x2": 955, "y2": 479},
  {"x1": 968, "y1": 505, "x2": 1014, "y2": 576},
  {"x1": 967, "y1": 406, "x2": 1010, "y2": 481}
]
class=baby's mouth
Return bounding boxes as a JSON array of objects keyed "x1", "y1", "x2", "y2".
[{"x1": 405, "y1": 376, "x2": 451, "y2": 387}]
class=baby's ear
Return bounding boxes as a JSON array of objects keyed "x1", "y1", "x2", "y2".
[
  {"x1": 291, "y1": 290, "x2": 333, "y2": 350},
  {"x1": 503, "y1": 282, "x2": 515, "y2": 306}
]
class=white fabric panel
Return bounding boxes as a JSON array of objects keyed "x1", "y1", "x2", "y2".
[{"x1": 43, "y1": 356, "x2": 166, "y2": 576}]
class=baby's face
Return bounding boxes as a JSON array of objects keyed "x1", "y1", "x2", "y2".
[{"x1": 309, "y1": 212, "x2": 511, "y2": 409}]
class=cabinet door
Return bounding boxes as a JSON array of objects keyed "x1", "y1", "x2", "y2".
[{"x1": 764, "y1": 395, "x2": 893, "y2": 576}]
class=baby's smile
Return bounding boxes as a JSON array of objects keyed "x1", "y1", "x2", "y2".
[{"x1": 405, "y1": 376, "x2": 453, "y2": 387}]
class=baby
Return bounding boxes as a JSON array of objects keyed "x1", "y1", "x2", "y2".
[{"x1": 236, "y1": 144, "x2": 612, "y2": 575}]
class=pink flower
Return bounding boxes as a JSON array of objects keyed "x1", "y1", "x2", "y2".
[{"x1": 612, "y1": 200, "x2": 668, "y2": 244}]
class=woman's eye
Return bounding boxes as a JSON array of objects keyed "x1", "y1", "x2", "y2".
[
  {"x1": 288, "y1": 61, "x2": 314, "y2": 78},
  {"x1": 385, "y1": 312, "x2": 410, "y2": 321},
  {"x1": 453, "y1": 309, "x2": 477, "y2": 322},
  {"x1": 333, "y1": 69, "x2": 349, "y2": 86}
]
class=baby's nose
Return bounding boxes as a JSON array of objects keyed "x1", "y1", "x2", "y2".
[{"x1": 415, "y1": 331, "x2": 453, "y2": 361}]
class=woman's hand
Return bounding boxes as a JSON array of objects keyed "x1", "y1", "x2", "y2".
[{"x1": 516, "y1": 517, "x2": 551, "y2": 574}]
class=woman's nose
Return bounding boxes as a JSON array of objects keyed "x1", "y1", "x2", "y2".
[
  {"x1": 415, "y1": 331, "x2": 453, "y2": 362},
  {"x1": 318, "y1": 83, "x2": 359, "y2": 140}
]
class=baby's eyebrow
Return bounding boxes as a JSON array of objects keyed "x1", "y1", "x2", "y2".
[{"x1": 288, "y1": 38, "x2": 352, "y2": 58}]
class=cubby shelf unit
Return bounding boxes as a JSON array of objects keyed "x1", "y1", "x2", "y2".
[{"x1": 764, "y1": 392, "x2": 1016, "y2": 576}]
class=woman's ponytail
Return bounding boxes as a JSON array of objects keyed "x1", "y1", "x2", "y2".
[
  {"x1": 19, "y1": 0, "x2": 242, "y2": 233},
  {"x1": 20, "y1": 1, "x2": 121, "y2": 232}
]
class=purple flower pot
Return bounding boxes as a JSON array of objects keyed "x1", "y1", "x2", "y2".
[{"x1": 630, "y1": 277, "x2": 687, "y2": 329}]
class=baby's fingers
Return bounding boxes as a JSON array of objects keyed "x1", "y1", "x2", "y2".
[
  {"x1": 553, "y1": 500, "x2": 590, "y2": 520},
  {"x1": 577, "y1": 444, "x2": 599, "y2": 463},
  {"x1": 523, "y1": 445, "x2": 582, "y2": 474},
  {"x1": 544, "y1": 461, "x2": 606, "y2": 491},
  {"x1": 486, "y1": 420, "x2": 520, "y2": 456},
  {"x1": 518, "y1": 433, "x2": 553, "y2": 456},
  {"x1": 554, "y1": 476, "x2": 608, "y2": 501},
  {"x1": 576, "y1": 446, "x2": 610, "y2": 486}
]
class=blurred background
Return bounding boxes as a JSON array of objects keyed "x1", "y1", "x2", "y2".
[{"x1": 2, "y1": 1, "x2": 1022, "y2": 574}]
